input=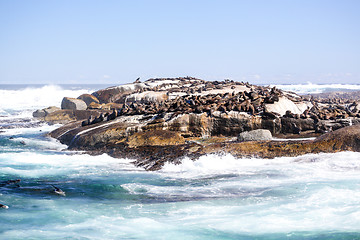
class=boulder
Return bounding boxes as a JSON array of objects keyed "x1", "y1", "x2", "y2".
[
  {"x1": 238, "y1": 129, "x2": 272, "y2": 141},
  {"x1": 33, "y1": 106, "x2": 60, "y2": 118},
  {"x1": 265, "y1": 96, "x2": 308, "y2": 116},
  {"x1": 33, "y1": 109, "x2": 46, "y2": 118},
  {"x1": 77, "y1": 94, "x2": 99, "y2": 106},
  {"x1": 61, "y1": 97, "x2": 87, "y2": 110}
]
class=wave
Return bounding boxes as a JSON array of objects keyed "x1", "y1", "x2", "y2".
[
  {"x1": 0, "y1": 85, "x2": 95, "y2": 113},
  {"x1": 0, "y1": 152, "x2": 138, "y2": 178},
  {"x1": 271, "y1": 82, "x2": 360, "y2": 94},
  {"x1": 161, "y1": 152, "x2": 360, "y2": 179},
  {"x1": 1, "y1": 151, "x2": 360, "y2": 238}
]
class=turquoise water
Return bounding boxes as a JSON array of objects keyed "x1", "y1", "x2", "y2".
[{"x1": 1, "y1": 85, "x2": 360, "y2": 239}]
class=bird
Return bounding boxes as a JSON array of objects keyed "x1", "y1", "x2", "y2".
[
  {"x1": 134, "y1": 77, "x2": 141, "y2": 83},
  {"x1": 51, "y1": 185, "x2": 66, "y2": 196}
]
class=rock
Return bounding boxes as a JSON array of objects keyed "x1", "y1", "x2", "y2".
[
  {"x1": 126, "y1": 130, "x2": 185, "y2": 148},
  {"x1": 265, "y1": 96, "x2": 308, "y2": 116},
  {"x1": 201, "y1": 124, "x2": 360, "y2": 159},
  {"x1": 33, "y1": 109, "x2": 46, "y2": 118},
  {"x1": 44, "y1": 109, "x2": 108, "y2": 124},
  {"x1": 281, "y1": 118, "x2": 315, "y2": 134},
  {"x1": 101, "y1": 103, "x2": 122, "y2": 110},
  {"x1": 238, "y1": 129, "x2": 272, "y2": 141},
  {"x1": 88, "y1": 102, "x2": 103, "y2": 109},
  {"x1": 77, "y1": 94, "x2": 99, "y2": 106},
  {"x1": 314, "y1": 124, "x2": 360, "y2": 152},
  {"x1": 33, "y1": 106, "x2": 60, "y2": 118},
  {"x1": 61, "y1": 97, "x2": 87, "y2": 110}
]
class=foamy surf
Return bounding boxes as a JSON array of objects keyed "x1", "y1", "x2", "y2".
[
  {"x1": 0, "y1": 85, "x2": 94, "y2": 111},
  {"x1": 271, "y1": 82, "x2": 360, "y2": 94}
]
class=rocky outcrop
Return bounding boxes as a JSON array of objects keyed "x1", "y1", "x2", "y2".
[
  {"x1": 109, "y1": 124, "x2": 360, "y2": 170},
  {"x1": 61, "y1": 97, "x2": 87, "y2": 110},
  {"x1": 43, "y1": 77, "x2": 360, "y2": 170}
]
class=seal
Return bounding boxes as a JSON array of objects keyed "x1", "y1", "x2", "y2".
[
  {"x1": 107, "y1": 109, "x2": 117, "y2": 121},
  {"x1": 51, "y1": 185, "x2": 66, "y2": 196},
  {"x1": 0, "y1": 204, "x2": 9, "y2": 209},
  {"x1": 0, "y1": 179, "x2": 21, "y2": 187}
]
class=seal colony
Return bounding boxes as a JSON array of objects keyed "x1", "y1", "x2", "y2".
[{"x1": 33, "y1": 77, "x2": 360, "y2": 170}]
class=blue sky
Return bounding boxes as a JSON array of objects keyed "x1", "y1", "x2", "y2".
[{"x1": 0, "y1": 0, "x2": 359, "y2": 84}]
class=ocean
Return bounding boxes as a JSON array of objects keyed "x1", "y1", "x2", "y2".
[{"x1": 1, "y1": 83, "x2": 360, "y2": 240}]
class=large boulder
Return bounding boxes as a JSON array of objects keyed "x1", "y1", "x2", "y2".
[
  {"x1": 237, "y1": 129, "x2": 273, "y2": 141},
  {"x1": 61, "y1": 97, "x2": 87, "y2": 110},
  {"x1": 77, "y1": 94, "x2": 99, "y2": 106},
  {"x1": 265, "y1": 96, "x2": 309, "y2": 116}
]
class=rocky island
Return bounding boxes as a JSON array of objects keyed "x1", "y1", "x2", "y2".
[{"x1": 33, "y1": 77, "x2": 360, "y2": 170}]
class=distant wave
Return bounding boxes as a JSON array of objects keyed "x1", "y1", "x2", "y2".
[
  {"x1": 0, "y1": 85, "x2": 95, "y2": 112},
  {"x1": 271, "y1": 82, "x2": 360, "y2": 94}
]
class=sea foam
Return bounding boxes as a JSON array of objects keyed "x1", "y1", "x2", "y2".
[
  {"x1": 271, "y1": 82, "x2": 360, "y2": 94},
  {"x1": 0, "y1": 85, "x2": 94, "y2": 112}
]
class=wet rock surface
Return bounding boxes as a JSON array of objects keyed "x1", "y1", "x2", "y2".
[
  {"x1": 61, "y1": 97, "x2": 87, "y2": 110},
  {"x1": 39, "y1": 77, "x2": 360, "y2": 170}
]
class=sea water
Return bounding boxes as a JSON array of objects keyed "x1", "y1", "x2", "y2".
[{"x1": 1, "y1": 84, "x2": 360, "y2": 240}]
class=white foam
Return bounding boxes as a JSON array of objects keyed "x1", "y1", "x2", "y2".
[
  {"x1": 0, "y1": 123, "x2": 62, "y2": 136},
  {"x1": 271, "y1": 82, "x2": 360, "y2": 94},
  {"x1": 0, "y1": 85, "x2": 94, "y2": 111},
  {"x1": 8, "y1": 136, "x2": 67, "y2": 151},
  {"x1": 161, "y1": 152, "x2": 360, "y2": 181},
  {"x1": 0, "y1": 152, "x2": 139, "y2": 178}
]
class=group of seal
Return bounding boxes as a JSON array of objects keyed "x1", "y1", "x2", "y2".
[
  {"x1": 81, "y1": 77, "x2": 359, "y2": 135},
  {"x1": 81, "y1": 109, "x2": 118, "y2": 127},
  {"x1": 81, "y1": 82, "x2": 284, "y2": 127}
]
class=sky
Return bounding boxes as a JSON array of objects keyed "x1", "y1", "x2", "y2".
[{"x1": 0, "y1": 0, "x2": 359, "y2": 85}]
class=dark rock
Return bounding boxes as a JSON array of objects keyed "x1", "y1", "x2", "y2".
[{"x1": 61, "y1": 97, "x2": 87, "y2": 110}]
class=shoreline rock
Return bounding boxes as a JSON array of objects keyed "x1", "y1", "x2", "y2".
[{"x1": 34, "y1": 77, "x2": 360, "y2": 170}]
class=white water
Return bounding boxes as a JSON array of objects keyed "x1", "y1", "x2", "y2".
[{"x1": 271, "y1": 82, "x2": 360, "y2": 94}]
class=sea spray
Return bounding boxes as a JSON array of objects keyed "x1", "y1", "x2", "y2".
[{"x1": 271, "y1": 82, "x2": 360, "y2": 94}]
